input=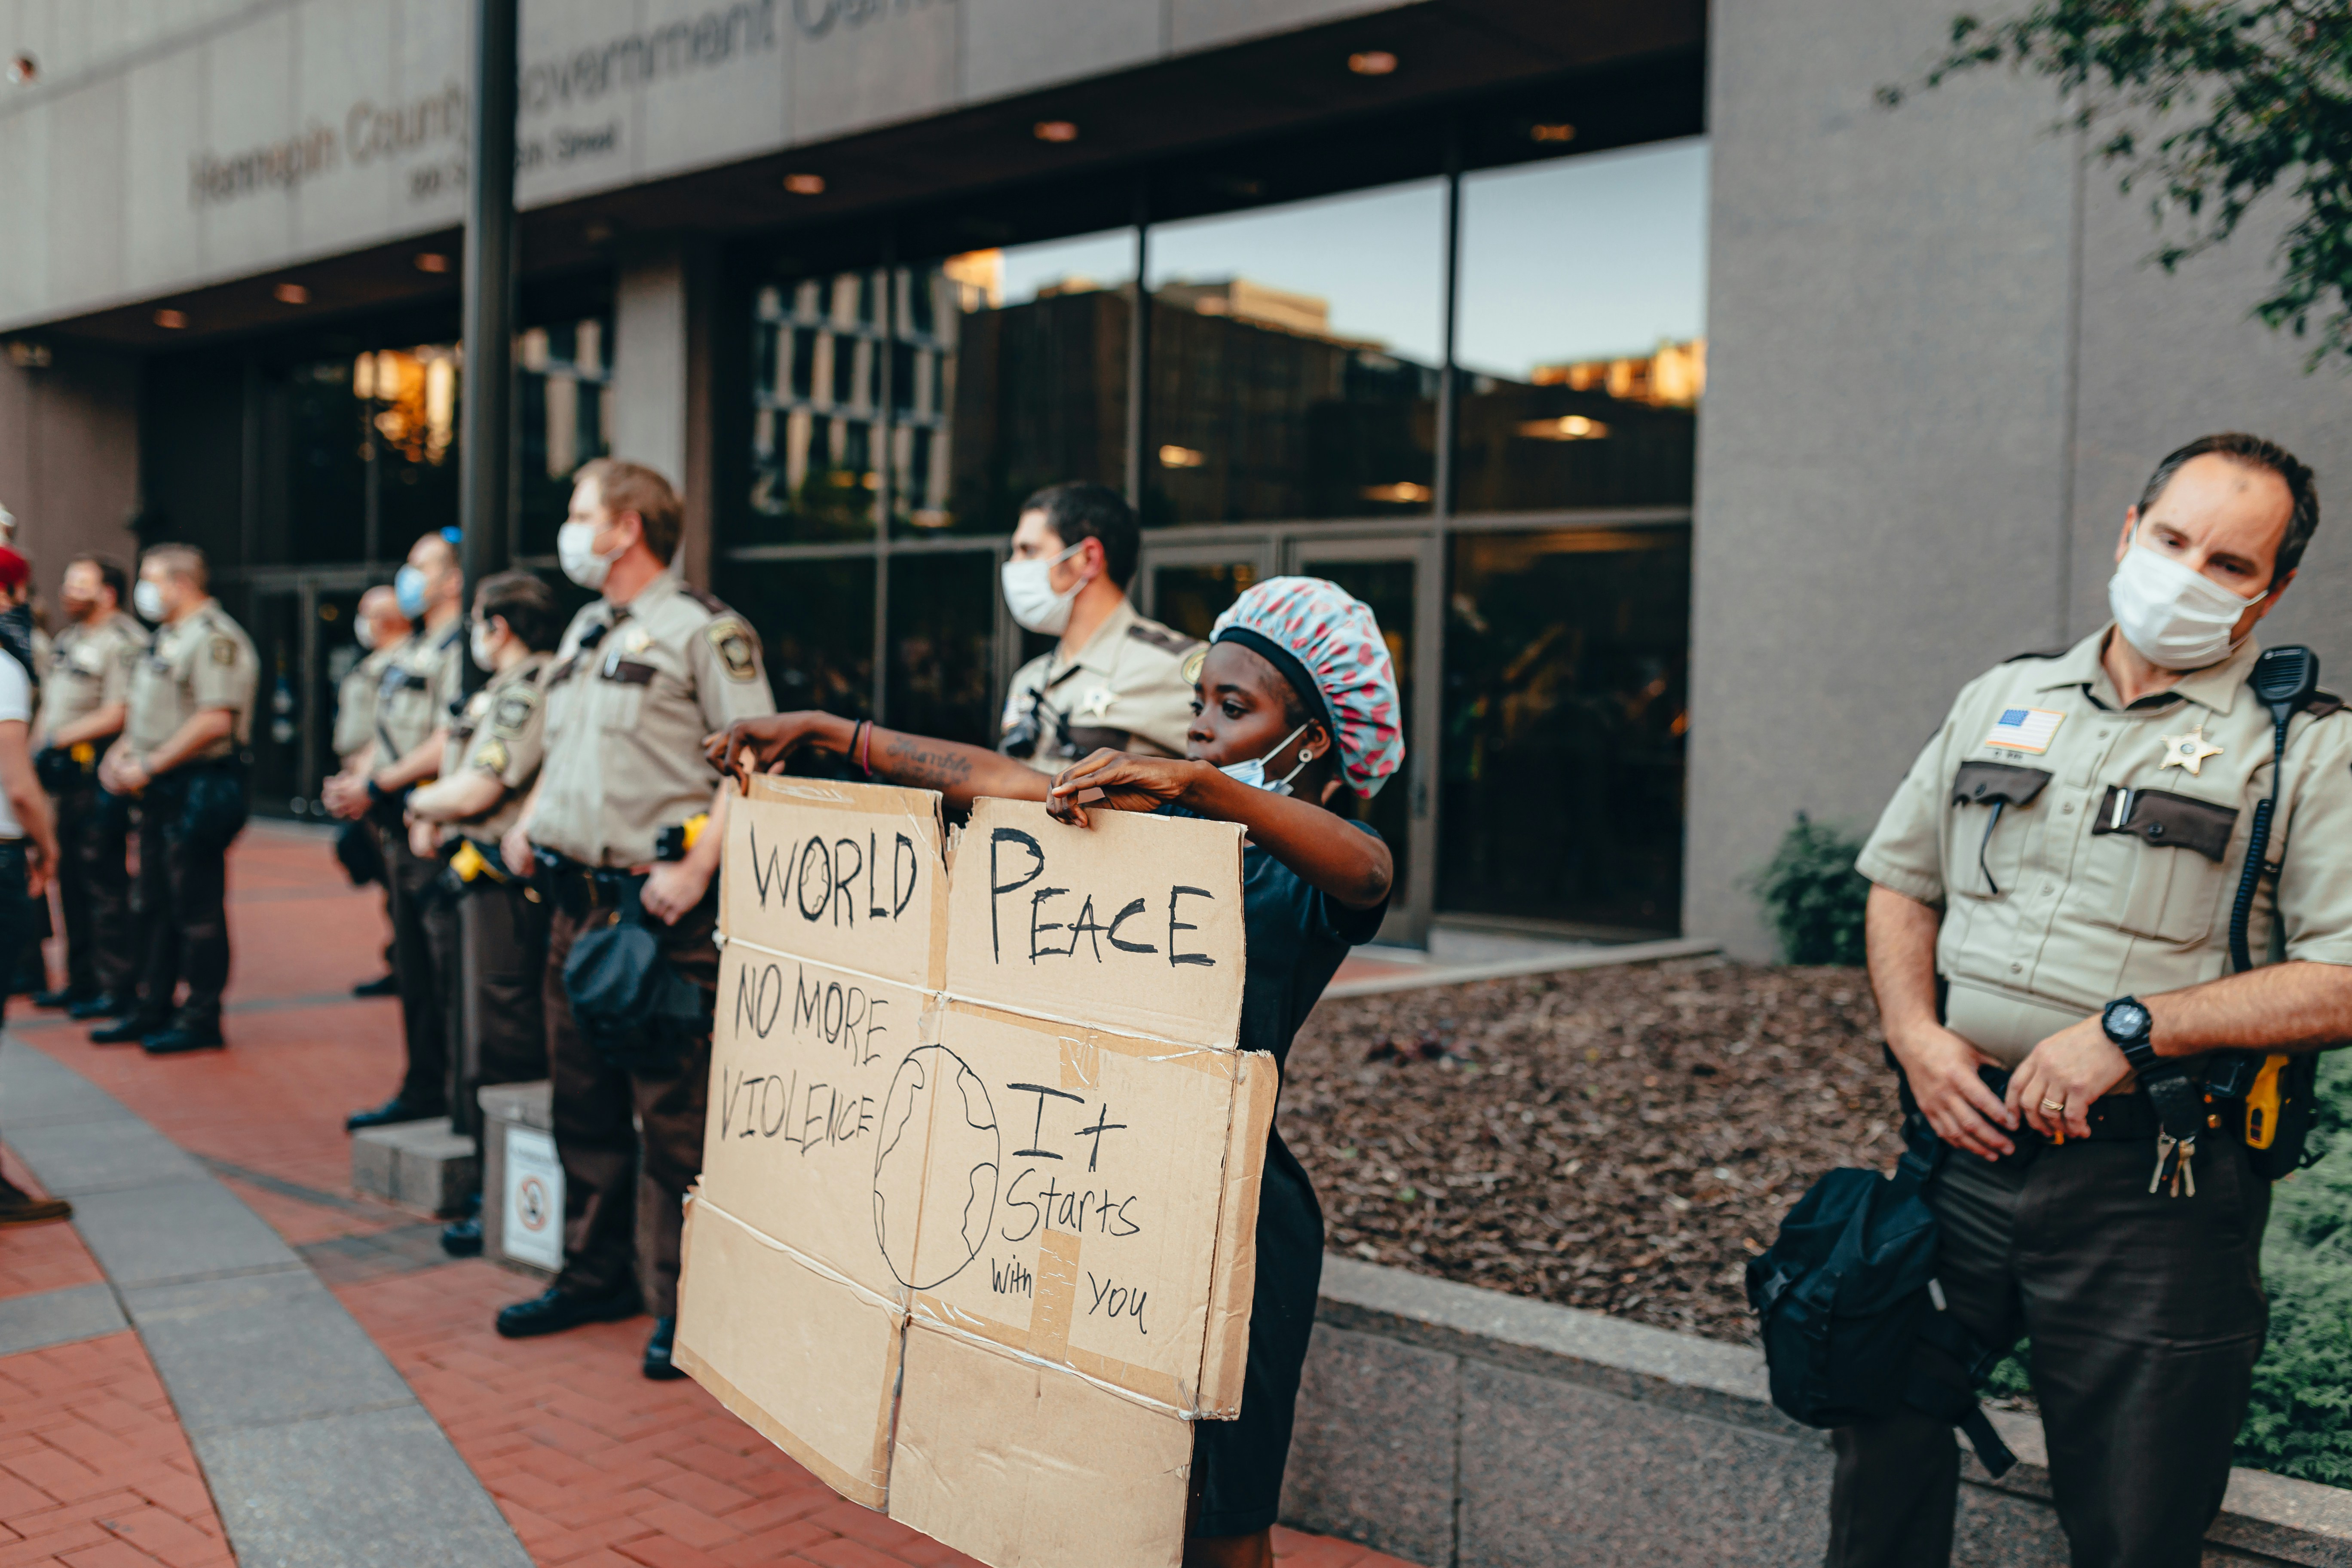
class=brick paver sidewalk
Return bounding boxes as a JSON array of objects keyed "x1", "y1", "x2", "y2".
[
  {"x1": 5, "y1": 826, "x2": 1421, "y2": 1568},
  {"x1": 0, "y1": 1152, "x2": 234, "y2": 1568}
]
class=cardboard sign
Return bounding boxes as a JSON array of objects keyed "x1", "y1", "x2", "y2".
[{"x1": 676, "y1": 782, "x2": 1268, "y2": 1568}]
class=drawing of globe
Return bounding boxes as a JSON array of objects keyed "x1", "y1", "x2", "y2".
[{"x1": 872, "y1": 1044, "x2": 999, "y2": 1290}]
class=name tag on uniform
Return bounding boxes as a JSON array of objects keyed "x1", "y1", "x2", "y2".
[{"x1": 1985, "y1": 707, "x2": 2065, "y2": 753}]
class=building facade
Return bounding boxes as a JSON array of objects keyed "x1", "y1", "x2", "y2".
[{"x1": 0, "y1": 0, "x2": 2339, "y2": 956}]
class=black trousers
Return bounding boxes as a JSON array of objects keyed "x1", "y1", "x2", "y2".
[
  {"x1": 429, "y1": 874, "x2": 549, "y2": 1141},
  {"x1": 1828, "y1": 1137, "x2": 2270, "y2": 1568},
  {"x1": 542, "y1": 893, "x2": 717, "y2": 1319},
  {"x1": 131, "y1": 790, "x2": 233, "y2": 1032},
  {"x1": 0, "y1": 842, "x2": 35, "y2": 1147},
  {"x1": 380, "y1": 821, "x2": 449, "y2": 1110},
  {"x1": 54, "y1": 782, "x2": 134, "y2": 999}
]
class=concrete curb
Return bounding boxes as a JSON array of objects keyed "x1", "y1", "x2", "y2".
[
  {"x1": 0, "y1": 1035, "x2": 533, "y2": 1568},
  {"x1": 1322, "y1": 937, "x2": 1721, "y2": 999},
  {"x1": 1283, "y1": 1254, "x2": 2352, "y2": 1567}
]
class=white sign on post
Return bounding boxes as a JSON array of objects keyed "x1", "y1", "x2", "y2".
[{"x1": 502, "y1": 1126, "x2": 566, "y2": 1272}]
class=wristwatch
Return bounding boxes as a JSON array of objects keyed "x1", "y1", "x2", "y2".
[
  {"x1": 2101, "y1": 996, "x2": 2162, "y2": 1073},
  {"x1": 2104, "y1": 995, "x2": 2205, "y2": 1140}
]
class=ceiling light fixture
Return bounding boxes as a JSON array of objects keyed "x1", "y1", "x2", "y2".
[
  {"x1": 274, "y1": 282, "x2": 310, "y2": 305},
  {"x1": 413, "y1": 251, "x2": 450, "y2": 274},
  {"x1": 1348, "y1": 51, "x2": 1397, "y2": 76},
  {"x1": 6, "y1": 53, "x2": 36, "y2": 86},
  {"x1": 782, "y1": 172, "x2": 826, "y2": 195},
  {"x1": 1530, "y1": 122, "x2": 1576, "y2": 144},
  {"x1": 153, "y1": 309, "x2": 188, "y2": 330},
  {"x1": 1516, "y1": 414, "x2": 1609, "y2": 441},
  {"x1": 1033, "y1": 120, "x2": 1078, "y2": 144},
  {"x1": 1158, "y1": 444, "x2": 1206, "y2": 469}
]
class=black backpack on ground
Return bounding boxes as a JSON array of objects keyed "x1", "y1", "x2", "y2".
[{"x1": 1746, "y1": 1125, "x2": 2017, "y2": 1476}]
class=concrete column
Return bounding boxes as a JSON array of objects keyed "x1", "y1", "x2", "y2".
[
  {"x1": 612, "y1": 242, "x2": 719, "y2": 588},
  {"x1": 0, "y1": 343, "x2": 143, "y2": 603}
]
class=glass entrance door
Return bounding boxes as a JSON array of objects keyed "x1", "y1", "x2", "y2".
[
  {"x1": 1286, "y1": 535, "x2": 1439, "y2": 947},
  {"x1": 222, "y1": 571, "x2": 371, "y2": 821},
  {"x1": 1139, "y1": 539, "x2": 1277, "y2": 641}
]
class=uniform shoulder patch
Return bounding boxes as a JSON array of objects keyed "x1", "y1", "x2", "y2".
[
  {"x1": 2000, "y1": 646, "x2": 2072, "y2": 665},
  {"x1": 491, "y1": 688, "x2": 538, "y2": 735},
  {"x1": 1127, "y1": 619, "x2": 1199, "y2": 658},
  {"x1": 209, "y1": 636, "x2": 238, "y2": 667},
  {"x1": 706, "y1": 618, "x2": 759, "y2": 683},
  {"x1": 475, "y1": 738, "x2": 511, "y2": 776},
  {"x1": 1180, "y1": 646, "x2": 1206, "y2": 686}
]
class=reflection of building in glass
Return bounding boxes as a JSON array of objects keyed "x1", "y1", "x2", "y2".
[
  {"x1": 945, "y1": 277, "x2": 1131, "y2": 536},
  {"x1": 517, "y1": 320, "x2": 615, "y2": 556},
  {"x1": 748, "y1": 267, "x2": 966, "y2": 538},
  {"x1": 1531, "y1": 337, "x2": 1706, "y2": 407}
]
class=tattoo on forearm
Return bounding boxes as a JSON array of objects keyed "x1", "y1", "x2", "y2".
[{"x1": 881, "y1": 734, "x2": 974, "y2": 787}]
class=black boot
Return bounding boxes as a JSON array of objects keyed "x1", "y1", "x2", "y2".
[
  {"x1": 67, "y1": 992, "x2": 129, "y2": 1020},
  {"x1": 441, "y1": 1191, "x2": 483, "y2": 1257},
  {"x1": 643, "y1": 1317, "x2": 686, "y2": 1380},
  {"x1": 345, "y1": 1095, "x2": 447, "y2": 1132},
  {"x1": 142, "y1": 1023, "x2": 225, "y2": 1055},
  {"x1": 31, "y1": 986, "x2": 86, "y2": 1010},
  {"x1": 352, "y1": 973, "x2": 398, "y2": 998},
  {"x1": 89, "y1": 1014, "x2": 169, "y2": 1045},
  {"x1": 0, "y1": 1175, "x2": 70, "y2": 1228},
  {"x1": 494, "y1": 1284, "x2": 641, "y2": 1339}
]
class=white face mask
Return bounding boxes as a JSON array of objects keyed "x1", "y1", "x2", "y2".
[
  {"x1": 2107, "y1": 534, "x2": 2268, "y2": 671},
  {"x1": 557, "y1": 521, "x2": 625, "y2": 591},
  {"x1": 1218, "y1": 723, "x2": 1317, "y2": 796},
  {"x1": 132, "y1": 579, "x2": 166, "y2": 622},
  {"x1": 469, "y1": 620, "x2": 499, "y2": 672},
  {"x1": 1000, "y1": 543, "x2": 1086, "y2": 635}
]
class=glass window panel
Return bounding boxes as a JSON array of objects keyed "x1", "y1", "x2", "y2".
[
  {"x1": 367, "y1": 343, "x2": 465, "y2": 560},
  {"x1": 918, "y1": 231, "x2": 1135, "y2": 539},
  {"x1": 886, "y1": 551, "x2": 1001, "y2": 745},
  {"x1": 282, "y1": 359, "x2": 368, "y2": 566},
  {"x1": 1145, "y1": 181, "x2": 1443, "y2": 524},
  {"x1": 518, "y1": 317, "x2": 614, "y2": 559},
  {"x1": 1149, "y1": 561, "x2": 1257, "y2": 641},
  {"x1": 1454, "y1": 139, "x2": 1709, "y2": 514},
  {"x1": 725, "y1": 558, "x2": 875, "y2": 722},
  {"x1": 1439, "y1": 527, "x2": 1690, "y2": 933}
]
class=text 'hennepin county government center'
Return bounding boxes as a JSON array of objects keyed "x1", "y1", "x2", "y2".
[{"x1": 1, "y1": 0, "x2": 2346, "y2": 959}]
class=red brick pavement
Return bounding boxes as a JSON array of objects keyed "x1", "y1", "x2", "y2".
[
  {"x1": 0, "y1": 1163, "x2": 235, "y2": 1568},
  {"x1": 3, "y1": 825, "x2": 1424, "y2": 1568}
]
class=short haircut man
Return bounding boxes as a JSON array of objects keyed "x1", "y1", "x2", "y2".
[
  {"x1": 576, "y1": 457, "x2": 683, "y2": 565},
  {"x1": 476, "y1": 571, "x2": 560, "y2": 653},
  {"x1": 142, "y1": 544, "x2": 208, "y2": 589},
  {"x1": 1020, "y1": 481, "x2": 1139, "y2": 589},
  {"x1": 68, "y1": 556, "x2": 129, "y2": 609}
]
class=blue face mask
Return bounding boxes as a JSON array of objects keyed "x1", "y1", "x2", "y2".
[
  {"x1": 393, "y1": 564, "x2": 429, "y2": 619},
  {"x1": 1218, "y1": 723, "x2": 1316, "y2": 796}
]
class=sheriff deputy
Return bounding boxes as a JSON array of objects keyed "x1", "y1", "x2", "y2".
[
  {"x1": 34, "y1": 555, "x2": 147, "y2": 1020},
  {"x1": 92, "y1": 544, "x2": 258, "y2": 1056},
  {"x1": 493, "y1": 457, "x2": 773, "y2": 1380},
  {"x1": 1842, "y1": 433, "x2": 2352, "y2": 1568}
]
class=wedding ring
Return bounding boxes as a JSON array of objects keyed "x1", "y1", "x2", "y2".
[{"x1": 2039, "y1": 1097, "x2": 2067, "y2": 1114}]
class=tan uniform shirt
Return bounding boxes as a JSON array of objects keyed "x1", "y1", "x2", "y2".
[
  {"x1": 40, "y1": 612, "x2": 146, "y2": 746},
  {"x1": 533, "y1": 573, "x2": 775, "y2": 868},
  {"x1": 126, "y1": 600, "x2": 259, "y2": 760},
  {"x1": 333, "y1": 645, "x2": 401, "y2": 761},
  {"x1": 375, "y1": 622, "x2": 465, "y2": 765},
  {"x1": 439, "y1": 652, "x2": 552, "y2": 842},
  {"x1": 998, "y1": 597, "x2": 1202, "y2": 772},
  {"x1": 1858, "y1": 628, "x2": 2352, "y2": 1064}
]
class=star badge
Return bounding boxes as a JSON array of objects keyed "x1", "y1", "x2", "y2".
[
  {"x1": 1077, "y1": 686, "x2": 1115, "y2": 719},
  {"x1": 2158, "y1": 725, "x2": 2223, "y2": 776}
]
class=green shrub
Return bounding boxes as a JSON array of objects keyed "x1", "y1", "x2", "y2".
[
  {"x1": 2236, "y1": 1050, "x2": 2352, "y2": 1483},
  {"x1": 1752, "y1": 813, "x2": 1870, "y2": 966}
]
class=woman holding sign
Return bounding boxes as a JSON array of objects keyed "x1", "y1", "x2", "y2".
[{"x1": 1044, "y1": 577, "x2": 1403, "y2": 1568}]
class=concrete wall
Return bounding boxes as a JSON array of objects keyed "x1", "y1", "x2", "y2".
[
  {"x1": 1286, "y1": 1256, "x2": 2352, "y2": 1567},
  {"x1": 1685, "y1": 0, "x2": 2352, "y2": 958},
  {"x1": 0, "y1": 0, "x2": 1415, "y2": 333},
  {"x1": 0, "y1": 346, "x2": 144, "y2": 604}
]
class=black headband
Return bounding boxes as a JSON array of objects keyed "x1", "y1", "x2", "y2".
[{"x1": 1213, "y1": 626, "x2": 1336, "y2": 741}]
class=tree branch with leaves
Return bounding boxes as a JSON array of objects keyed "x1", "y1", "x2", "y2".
[{"x1": 1880, "y1": 2, "x2": 2352, "y2": 368}]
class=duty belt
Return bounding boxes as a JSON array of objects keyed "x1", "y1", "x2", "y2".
[{"x1": 535, "y1": 850, "x2": 643, "y2": 920}]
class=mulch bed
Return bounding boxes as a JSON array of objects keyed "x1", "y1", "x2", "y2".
[{"x1": 1283, "y1": 956, "x2": 1906, "y2": 1345}]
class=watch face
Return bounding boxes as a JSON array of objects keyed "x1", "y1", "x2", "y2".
[{"x1": 2108, "y1": 1000, "x2": 2150, "y2": 1038}]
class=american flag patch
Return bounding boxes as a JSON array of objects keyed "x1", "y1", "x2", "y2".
[{"x1": 1985, "y1": 707, "x2": 2065, "y2": 753}]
